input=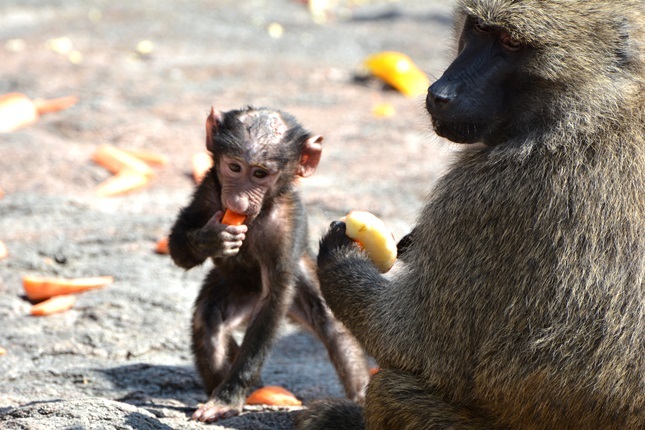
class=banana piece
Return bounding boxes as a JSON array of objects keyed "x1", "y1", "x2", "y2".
[{"x1": 343, "y1": 210, "x2": 397, "y2": 273}]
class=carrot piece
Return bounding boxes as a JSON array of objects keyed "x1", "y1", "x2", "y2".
[
  {"x1": 123, "y1": 148, "x2": 169, "y2": 167},
  {"x1": 370, "y1": 367, "x2": 380, "y2": 376},
  {"x1": 0, "y1": 92, "x2": 38, "y2": 132},
  {"x1": 95, "y1": 169, "x2": 149, "y2": 197},
  {"x1": 192, "y1": 152, "x2": 213, "y2": 184},
  {"x1": 92, "y1": 144, "x2": 154, "y2": 177},
  {"x1": 30, "y1": 294, "x2": 76, "y2": 316},
  {"x1": 33, "y1": 96, "x2": 78, "y2": 115},
  {"x1": 221, "y1": 209, "x2": 246, "y2": 226},
  {"x1": 0, "y1": 93, "x2": 78, "y2": 133},
  {"x1": 0, "y1": 187, "x2": 5, "y2": 199},
  {"x1": 23, "y1": 275, "x2": 113, "y2": 301},
  {"x1": 0, "y1": 240, "x2": 7, "y2": 260},
  {"x1": 246, "y1": 386, "x2": 302, "y2": 407},
  {"x1": 155, "y1": 236, "x2": 170, "y2": 254}
]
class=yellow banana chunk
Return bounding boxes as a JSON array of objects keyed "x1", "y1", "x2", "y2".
[
  {"x1": 344, "y1": 211, "x2": 397, "y2": 273},
  {"x1": 363, "y1": 51, "x2": 430, "y2": 97}
]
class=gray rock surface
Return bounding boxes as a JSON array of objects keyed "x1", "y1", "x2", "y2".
[{"x1": 0, "y1": 0, "x2": 454, "y2": 428}]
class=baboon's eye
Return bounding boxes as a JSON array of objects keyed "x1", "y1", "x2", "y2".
[
  {"x1": 228, "y1": 163, "x2": 242, "y2": 173},
  {"x1": 501, "y1": 32, "x2": 523, "y2": 52},
  {"x1": 253, "y1": 170, "x2": 268, "y2": 179},
  {"x1": 474, "y1": 18, "x2": 492, "y2": 33}
]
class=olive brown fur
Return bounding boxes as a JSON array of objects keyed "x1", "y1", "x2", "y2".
[{"x1": 297, "y1": 0, "x2": 644, "y2": 429}]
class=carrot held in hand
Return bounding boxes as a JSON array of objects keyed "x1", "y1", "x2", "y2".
[
  {"x1": 246, "y1": 386, "x2": 302, "y2": 406},
  {"x1": 23, "y1": 275, "x2": 113, "y2": 301},
  {"x1": 30, "y1": 295, "x2": 76, "y2": 316},
  {"x1": 221, "y1": 209, "x2": 246, "y2": 226}
]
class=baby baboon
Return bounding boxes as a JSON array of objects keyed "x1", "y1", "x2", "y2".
[
  {"x1": 169, "y1": 107, "x2": 369, "y2": 422},
  {"x1": 298, "y1": 0, "x2": 644, "y2": 429}
]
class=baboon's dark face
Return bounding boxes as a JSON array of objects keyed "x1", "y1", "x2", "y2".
[{"x1": 426, "y1": 16, "x2": 532, "y2": 145}]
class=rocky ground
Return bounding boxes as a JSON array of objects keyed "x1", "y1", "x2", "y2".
[{"x1": 0, "y1": 0, "x2": 456, "y2": 428}]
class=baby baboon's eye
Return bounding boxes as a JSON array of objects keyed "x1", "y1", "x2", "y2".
[{"x1": 253, "y1": 170, "x2": 268, "y2": 179}]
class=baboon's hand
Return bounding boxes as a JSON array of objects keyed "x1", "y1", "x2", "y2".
[
  {"x1": 189, "y1": 211, "x2": 247, "y2": 258},
  {"x1": 318, "y1": 221, "x2": 361, "y2": 269}
]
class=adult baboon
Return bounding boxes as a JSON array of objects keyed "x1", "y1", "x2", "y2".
[{"x1": 297, "y1": 0, "x2": 644, "y2": 429}]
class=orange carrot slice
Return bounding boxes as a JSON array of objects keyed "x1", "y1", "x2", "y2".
[
  {"x1": 123, "y1": 148, "x2": 169, "y2": 167},
  {"x1": 30, "y1": 294, "x2": 76, "y2": 316},
  {"x1": 370, "y1": 367, "x2": 380, "y2": 376},
  {"x1": 192, "y1": 152, "x2": 213, "y2": 184},
  {"x1": 246, "y1": 386, "x2": 301, "y2": 406},
  {"x1": 0, "y1": 93, "x2": 39, "y2": 132},
  {"x1": 0, "y1": 93, "x2": 78, "y2": 133},
  {"x1": 33, "y1": 96, "x2": 78, "y2": 115},
  {"x1": 0, "y1": 240, "x2": 7, "y2": 260},
  {"x1": 155, "y1": 236, "x2": 170, "y2": 254},
  {"x1": 23, "y1": 275, "x2": 113, "y2": 301},
  {"x1": 221, "y1": 210, "x2": 246, "y2": 226},
  {"x1": 92, "y1": 144, "x2": 154, "y2": 177},
  {"x1": 95, "y1": 169, "x2": 149, "y2": 197},
  {"x1": 0, "y1": 187, "x2": 5, "y2": 199}
]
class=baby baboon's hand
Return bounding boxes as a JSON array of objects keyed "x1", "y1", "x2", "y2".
[{"x1": 189, "y1": 211, "x2": 247, "y2": 258}]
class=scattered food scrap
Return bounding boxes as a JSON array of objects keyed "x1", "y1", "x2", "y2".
[
  {"x1": 92, "y1": 144, "x2": 166, "y2": 196},
  {"x1": 136, "y1": 40, "x2": 155, "y2": 56},
  {"x1": 4, "y1": 38, "x2": 26, "y2": 53},
  {"x1": 23, "y1": 275, "x2": 113, "y2": 301},
  {"x1": 267, "y1": 22, "x2": 284, "y2": 39},
  {"x1": 45, "y1": 36, "x2": 83, "y2": 64},
  {"x1": 246, "y1": 386, "x2": 302, "y2": 407},
  {"x1": 95, "y1": 170, "x2": 150, "y2": 197},
  {"x1": 92, "y1": 144, "x2": 154, "y2": 177},
  {"x1": 123, "y1": 148, "x2": 169, "y2": 167},
  {"x1": 0, "y1": 241, "x2": 7, "y2": 260},
  {"x1": 0, "y1": 92, "x2": 78, "y2": 133},
  {"x1": 192, "y1": 151, "x2": 213, "y2": 184},
  {"x1": 371, "y1": 102, "x2": 396, "y2": 118},
  {"x1": 30, "y1": 295, "x2": 77, "y2": 316},
  {"x1": 362, "y1": 51, "x2": 429, "y2": 97},
  {"x1": 154, "y1": 236, "x2": 170, "y2": 255}
]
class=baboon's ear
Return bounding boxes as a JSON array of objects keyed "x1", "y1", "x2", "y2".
[
  {"x1": 205, "y1": 107, "x2": 223, "y2": 152},
  {"x1": 297, "y1": 135, "x2": 323, "y2": 178}
]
